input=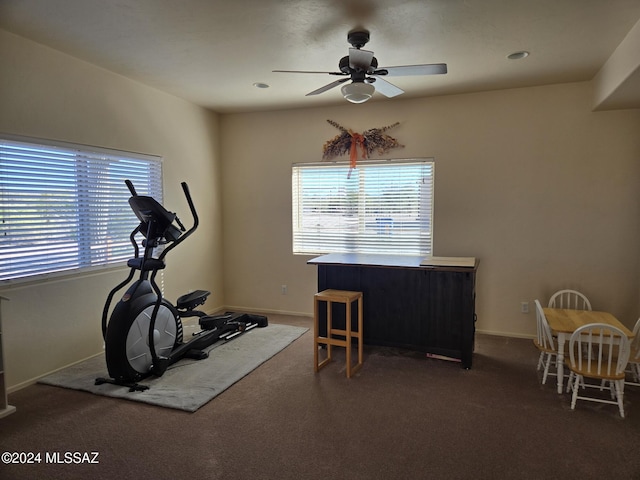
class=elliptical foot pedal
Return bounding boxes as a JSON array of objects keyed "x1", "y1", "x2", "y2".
[{"x1": 176, "y1": 290, "x2": 211, "y2": 310}]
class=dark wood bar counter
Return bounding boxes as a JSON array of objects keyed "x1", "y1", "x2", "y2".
[{"x1": 308, "y1": 253, "x2": 478, "y2": 368}]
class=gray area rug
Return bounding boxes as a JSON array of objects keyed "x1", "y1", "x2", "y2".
[{"x1": 39, "y1": 323, "x2": 307, "y2": 412}]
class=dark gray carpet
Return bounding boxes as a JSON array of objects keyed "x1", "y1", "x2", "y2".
[{"x1": 4, "y1": 314, "x2": 639, "y2": 479}]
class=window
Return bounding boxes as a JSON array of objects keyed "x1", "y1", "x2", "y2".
[
  {"x1": 0, "y1": 134, "x2": 162, "y2": 283},
  {"x1": 292, "y1": 158, "x2": 434, "y2": 256}
]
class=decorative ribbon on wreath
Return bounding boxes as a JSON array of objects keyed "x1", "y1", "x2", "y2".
[{"x1": 348, "y1": 131, "x2": 367, "y2": 177}]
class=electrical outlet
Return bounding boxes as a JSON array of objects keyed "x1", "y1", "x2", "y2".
[
  {"x1": 521, "y1": 302, "x2": 529, "y2": 314},
  {"x1": 281, "y1": 285, "x2": 288, "y2": 295}
]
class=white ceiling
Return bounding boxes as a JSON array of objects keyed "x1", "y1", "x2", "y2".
[{"x1": 1, "y1": 0, "x2": 640, "y2": 113}]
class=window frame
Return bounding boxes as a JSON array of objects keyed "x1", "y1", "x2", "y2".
[
  {"x1": 292, "y1": 158, "x2": 434, "y2": 256},
  {"x1": 0, "y1": 133, "x2": 163, "y2": 285}
]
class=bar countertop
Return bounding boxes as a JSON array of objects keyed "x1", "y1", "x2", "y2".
[{"x1": 307, "y1": 253, "x2": 478, "y2": 272}]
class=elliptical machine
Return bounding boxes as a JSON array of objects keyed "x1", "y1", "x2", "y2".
[{"x1": 96, "y1": 180, "x2": 267, "y2": 391}]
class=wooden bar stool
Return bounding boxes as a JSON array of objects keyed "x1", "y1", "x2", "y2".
[{"x1": 313, "y1": 289, "x2": 363, "y2": 378}]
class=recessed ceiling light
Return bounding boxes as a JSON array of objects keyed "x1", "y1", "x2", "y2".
[
  {"x1": 253, "y1": 82, "x2": 270, "y2": 89},
  {"x1": 507, "y1": 51, "x2": 529, "y2": 60}
]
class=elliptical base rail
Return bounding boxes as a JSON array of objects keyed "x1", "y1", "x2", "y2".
[{"x1": 94, "y1": 377, "x2": 150, "y2": 392}]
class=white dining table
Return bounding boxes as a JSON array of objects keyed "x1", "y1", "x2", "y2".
[{"x1": 543, "y1": 308, "x2": 635, "y2": 394}]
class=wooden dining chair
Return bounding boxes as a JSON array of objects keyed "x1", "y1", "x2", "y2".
[
  {"x1": 566, "y1": 323, "x2": 631, "y2": 418},
  {"x1": 548, "y1": 289, "x2": 592, "y2": 392},
  {"x1": 548, "y1": 289, "x2": 592, "y2": 311},
  {"x1": 533, "y1": 300, "x2": 558, "y2": 385}
]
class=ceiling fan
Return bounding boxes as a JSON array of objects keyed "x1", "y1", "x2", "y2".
[{"x1": 273, "y1": 29, "x2": 447, "y2": 104}]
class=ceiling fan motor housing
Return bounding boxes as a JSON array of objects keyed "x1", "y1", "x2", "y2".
[
  {"x1": 347, "y1": 30, "x2": 370, "y2": 48},
  {"x1": 339, "y1": 55, "x2": 378, "y2": 75}
]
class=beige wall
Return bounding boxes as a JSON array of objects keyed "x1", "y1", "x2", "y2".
[
  {"x1": 0, "y1": 30, "x2": 224, "y2": 390},
  {"x1": 220, "y1": 83, "x2": 640, "y2": 337}
]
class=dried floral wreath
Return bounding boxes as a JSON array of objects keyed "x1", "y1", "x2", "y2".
[{"x1": 322, "y1": 120, "x2": 404, "y2": 175}]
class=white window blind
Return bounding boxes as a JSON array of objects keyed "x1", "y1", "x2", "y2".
[
  {"x1": 0, "y1": 135, "x2": 162, "y2": 283},
  {"x1": 292, "y1": 158, "x2": 434, "y2": 256}
]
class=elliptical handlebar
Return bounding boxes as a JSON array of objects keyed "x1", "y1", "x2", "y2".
[
  {"x1": 180, "y1": 181, "x2": 198, "y2": 233},
  {"x1": 155, "y1": 181, "x2": 198, "y2": 261},
  {"x1": 125, "y1": 179, "x2": 137, "y2": 196}
]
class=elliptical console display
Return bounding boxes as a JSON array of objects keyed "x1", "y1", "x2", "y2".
[{"x1": 96, "y1": 180, "x2": 267, "y2": 391}]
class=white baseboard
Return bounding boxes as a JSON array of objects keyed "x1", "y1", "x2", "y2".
[{"x1": 476, "y1": 329, "x2": 534, "y2": 340}]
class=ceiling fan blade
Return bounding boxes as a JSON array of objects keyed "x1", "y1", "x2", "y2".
[
  {"x1": 349, "y1": 48, "x2": 374, "y2": 71},
  {"x1": 273, "y1": 69, "x2": 346, "y2": 76},
  {"x1": 306, "y1": 78, "x2": 350, "y2": 96},
  {"x1": 369, "y1": 77, "x2": 404, "y2": 98},
  {"x1": 377, "y1": 63, "x2": 448, "y2": 76}
]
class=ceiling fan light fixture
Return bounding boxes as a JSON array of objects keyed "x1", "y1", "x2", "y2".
[{"x1": 341, "y1": 82, "x2": 375, "y2": 103}]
